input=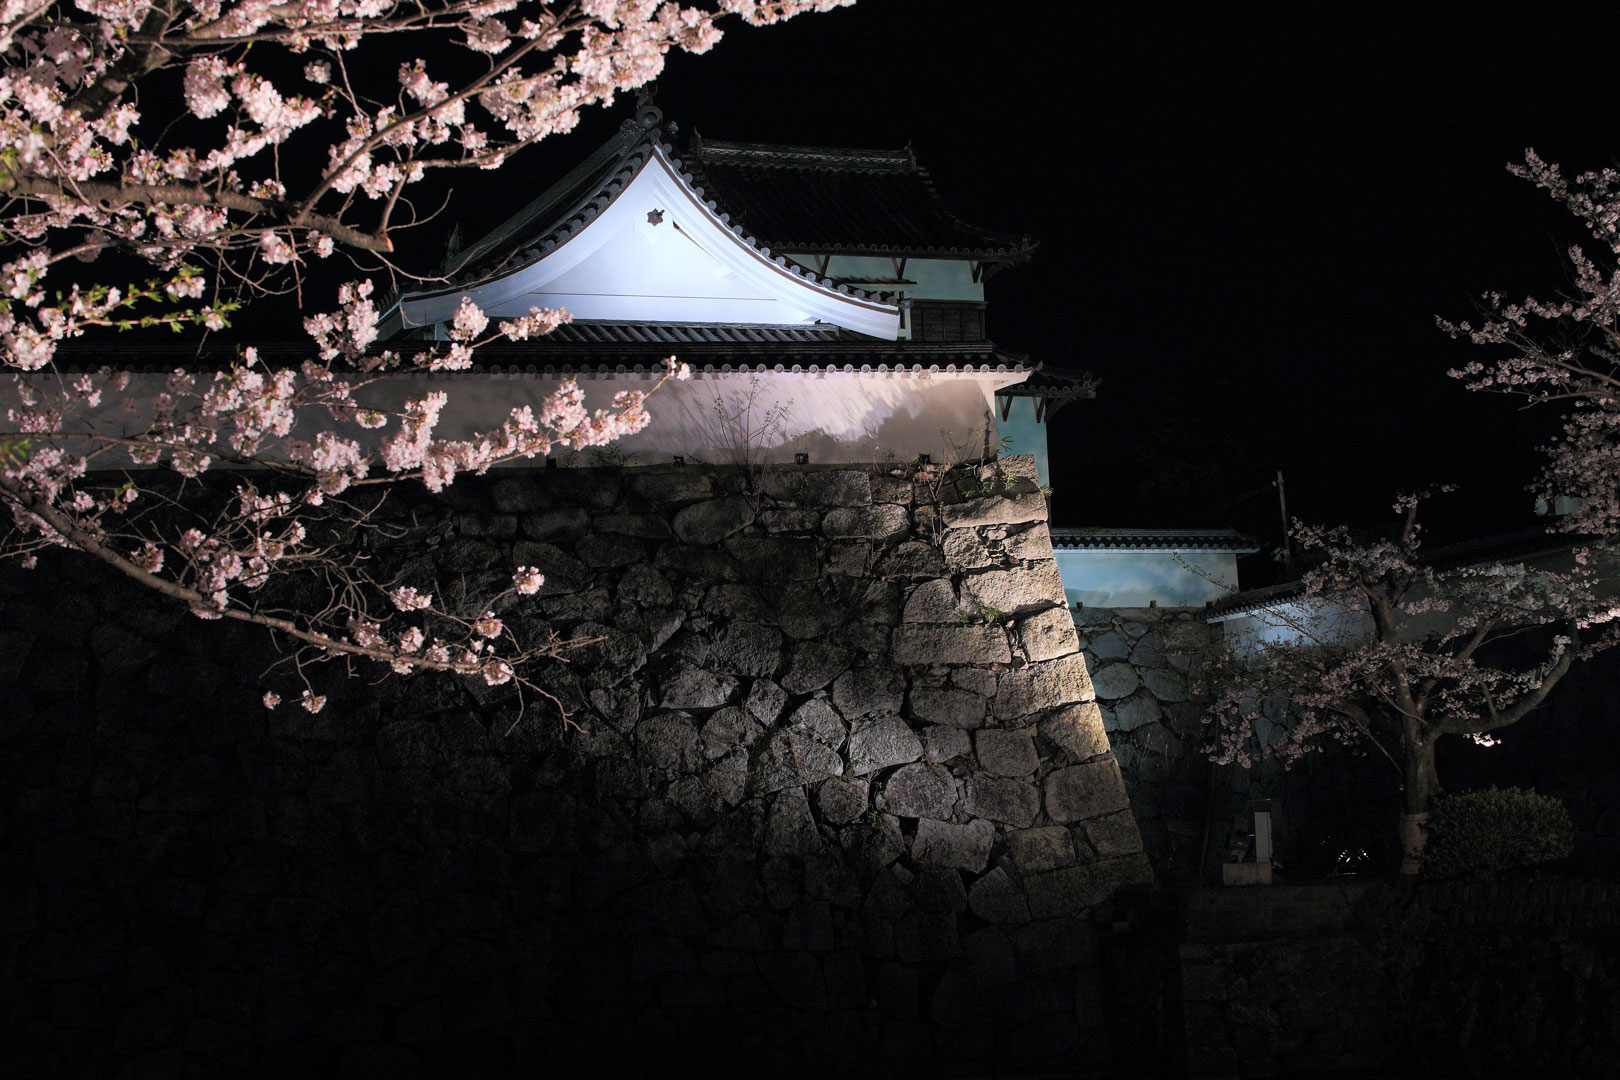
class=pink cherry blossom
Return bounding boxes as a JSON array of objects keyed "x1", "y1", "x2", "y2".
[{"x1": 0, "y1": 0, "x2": 852, "y2": 719}]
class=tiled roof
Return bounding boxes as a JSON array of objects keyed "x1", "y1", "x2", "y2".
[
  {"x1": 546, "y1": 321, "x2": 845, "y2": 344},
  {"x1": 50, "y1": 338, "x2": 1028, "y2": 375},
  {"x1": 1050, "y1": 528, "x2": 1262, "y2": 553},
  {"x1": 1201, "y1": 526, "x2": 1585, "y2": 621},
  {"x1": 994, "y1": 364, "x2": 1100, "y2": 400},
  {"x1": 1201, "y1": 580, "x2": 1309, "y2": 621},
  {"x1": 683, "y1": 137, "x2": 1038, "y2": 261},
  {"x1": 429, "y1": 112, "x2": 1037, "y2": 312}
]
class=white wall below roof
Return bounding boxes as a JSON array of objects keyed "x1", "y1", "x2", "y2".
[
  {"x1": 997, "y1": 396, "x2": 1048, "y2": 486},
  {"x1": 6, "y1": 369, "x2": 1016, "y2": 469},
  {"x1": 1054, "y1": 550, "x2": 1241, "y2": 609},
  {"x1": 798, "y1": 255, "x2": 984, "y2": 302},
  {"x1": 1213, "y1": 545, "x2": 1606, "y2": 657},
  {"x1": 1216, "y1": 600, "x2": 1375, "y2": 654}
]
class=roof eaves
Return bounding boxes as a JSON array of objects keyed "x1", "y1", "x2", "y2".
[{"x1": 1051, "y1": 527, "x2": 1262, "y2": 554}]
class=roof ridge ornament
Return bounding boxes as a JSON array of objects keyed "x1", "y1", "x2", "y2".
[{"x1": 635, "y1": 83, "x2": 663, "y2": 131}]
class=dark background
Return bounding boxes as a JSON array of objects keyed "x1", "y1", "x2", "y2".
[{"x1": 291, "y1": 4, "x2": 1620, "y2": 564}]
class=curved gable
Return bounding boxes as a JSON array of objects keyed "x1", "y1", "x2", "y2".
[{"x1": 399, "y1": 146, "x2": 902, "y2": 339}]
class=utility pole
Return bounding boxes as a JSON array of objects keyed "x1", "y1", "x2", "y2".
[{"x1": 1276, "y1": 470, "x2": 1296, "y2": 578}]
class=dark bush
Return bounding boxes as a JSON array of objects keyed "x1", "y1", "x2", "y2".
[{"x1": 1423, "y1": 786, "x2": 1574, "y2": 879}]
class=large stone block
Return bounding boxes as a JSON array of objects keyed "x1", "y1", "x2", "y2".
[
  {"x1": 634, "y1": 713, "x2": 703, "y2": 775},
  {"x1": 1006, "y1": 825, "x2": 1077, "y2": 871},
  {"x1": 1016, "y1": 606, "x2": 1079, "y2": 663},
  {"x1": 821, "y1": 504, "x2": 910, "y2": 541},
  {"x1": 942, "y1": 491, "x2": 1047, "y2": 529},
  {"x1": 830, "y1": 667, "x2": 905, "y2": 720},
  {"x1": 801, "y1": 471, "x2": 872, "y2": 507},
  {"x1": 781, "y1": 641, "x2": 851, "y2": 694},
  {"x1": 815, "y1": 777, "x2": 869, "y2": 826},
  {"x1": 942, "y1": 529, "x2": 994, "y2": 570},
  {"x1": 901, "y1": 579, "x2": 971, "y2": 623},
  {"x1": 1082, "y1": 810, "x2": 1146, "y2": 858},
  {"x1": 1037, "y1": 702, "x2": 1111, "y2": 762},
  {"x1": 1141, "y1": 668, "x2": 1189, "y2": 702},
  {"x1": 910, "y1": 818, "x2": 994, "y2": 873},
  {"x1": 922, "y1": 725, "x2": 971, "y2": 764},
  {"x1": 744, "y1": 679, "x2": 787, "y2": 725},
  {"x1": 841, "y1": 813, "x2": 905, "y2": 870},
  {"x1": 1011, "y1": 918, "x2": 1097, "y2": 974},
  {"x1": 702, "y1": 583, "x2": 765, "y2": 620},
  {"x1": 1044, "y1": 758, "x2": 1132, "y2": 824},
  {"x1": 975, "y1": 729, "x2": 1039, "y2": 777},
  {"x1": 966, "y1": 563, "x2": 1066, "y2": 614},
  {"x1": 708, "y1": 621, "x2": 783, "y2": 678},
  {"x1": 765, "y1": 790, "x2": 824, "y2": 858},
  {"x1": 1128, "y1": 630, "x2": 1166, "y2": 668},
  {"x1": 1002, "y1": 521, "x2": 1053, "y2": 561},
  {"x1": 658, "y1": 665, "x2": 738, "y2": 710},
  {"x1": 894, "y1": 910, "x2": 962, "y2": 962},
  {"x1": 1088, "y1": 661, "x2": 1140, "y2": 701},
  {"x1": 878, "y1": 763, "x2": 958, "y2": 820},
  {"x1": 593, "y1": 512, "x2": 673, "y2": 539},
  {"x1": 629, "y1": 472, "x2": 714, "y2": 505},
  {"x1": 699, "y1": 706, "x2": 765, "y2": 760},
  {"x1": 574, "y1": 533, "x2": 645, "y2": 568},
  {"x1": 967, "y1": 867, "x2": 1031, "y2": 925},
  {"x1": 764, "y1": 583, "x2": 844, "y2": 640},
  {"x1": 654, "y1": 543, "x2": 743, "y2": 584},
  {"x1": 992, "y1": 654, "x2": 1093, "y2": 720},
  {"x1": 847, "y1": 717, "x2": 923, "y2": 775},
  {"x1": 961, "y1": 773, "x2": 1040, "y2": 827},
  {"x1": 873, "y1": 541, "x2": 945, "y2": 578},
  {"x1": 519, "y1": 506, "x2": 587, "y2": 541},
  {"x1": 788, "y1": 697, "x2": 846, "y2": 750},
  {"x1": 724, "y1": 537, "x2": 819, "y2": 584},
  {"x1": 892, "y1": 625, "x2": 1011, "y2": 666},
  {"x1": 672, "y1": 496, "x2": 756, "y2": 546},
  {"x1": 908, "y1": 686, "x2": 987, "y2": 729},
  {"x1": 617, "y1": 564, "x2": 674, "y2": 607},
  {"x1": 1109, "y1": 693, "x2": 1162, "y2": 731},
  {"x1": 1086, "y1": 631, "x2": 1130, "y2": 660},
  {"x1": 962, "y1": 927, "x2": 1020, "y2": 987},
  {"x1": 753, "y1": 729, "x2": 844, "y2": 795}
]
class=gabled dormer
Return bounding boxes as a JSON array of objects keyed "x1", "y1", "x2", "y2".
[
  {"x1": 390, "y1": 105, "x2": 905, "y2": 341},
  {"x1": 367, "y1": 102, "x2": 1083, "y2": 472},
  {"x1": 680, "y1": 135, "x2": 1037, "y2": 341}
]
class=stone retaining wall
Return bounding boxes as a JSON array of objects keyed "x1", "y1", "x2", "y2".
[
  {"x1": 0, "y1": 455, "x2": 1150, "y2": 1078},
  {"x1": 1174, "y1": 882, "x2": 1620, "y2": 1079},
  {"x1": 1074, "y1": 607, "x2": 1216, "y2": 884}
]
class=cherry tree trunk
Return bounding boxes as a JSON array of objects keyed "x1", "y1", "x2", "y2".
[{"x1": 1398, "y1": 730, "x2": 1440, "y2": 875}]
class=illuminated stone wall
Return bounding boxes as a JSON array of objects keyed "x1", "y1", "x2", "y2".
[{"x1": 0, "y1": 455, "x2": 1151, "y2": 1077}]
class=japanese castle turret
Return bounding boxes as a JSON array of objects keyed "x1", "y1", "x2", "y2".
[{"x1": 384, "y1": 102, "x2": 1096, "y2": 477}]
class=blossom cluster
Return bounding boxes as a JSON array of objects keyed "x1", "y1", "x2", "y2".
[
  {"x1": 0, "y1": 0, "x2": 852, "y2": 285},
  {"x1": 1200, "y1": 494, "x2": 1619, "y2": 786},
  {"x1": 1442, "y1": 150, "x2": 1620, "y2": 537},
  {"x1": 3, "y1": 281, "x2": 685, "y2": 712}
]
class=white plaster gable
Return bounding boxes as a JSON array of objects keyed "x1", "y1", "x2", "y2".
[{"x1": 398, "y1": 147, "x2": 902, "y2": 339}]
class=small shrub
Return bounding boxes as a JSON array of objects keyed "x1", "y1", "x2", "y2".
[{"x1": 1423, "y1": 787, "x2": 1574, "y2": 879}]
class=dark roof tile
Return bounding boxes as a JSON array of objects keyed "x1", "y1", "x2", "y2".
[{"x1": 685, "y1": 136, "x2": 1037, "y2": 260}]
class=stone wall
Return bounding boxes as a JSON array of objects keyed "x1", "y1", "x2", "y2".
[
  {"x1": 1174, "y1": 882, "x2": 1620, "y2": 1078},
  {"x1": 1074, "y1": 607, "x2": 1216, "y2": 885},
  {"x1": 0, "y1": 455, "x2": 1151, "y2": 1078},
  {"x1": 1079, "y1": 606, "x2": 1620, "y2": 882}
]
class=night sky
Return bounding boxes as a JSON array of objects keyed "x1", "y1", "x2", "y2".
[{"x1": 379, "y1": 4, "x2": 1620, "y2": 564}]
